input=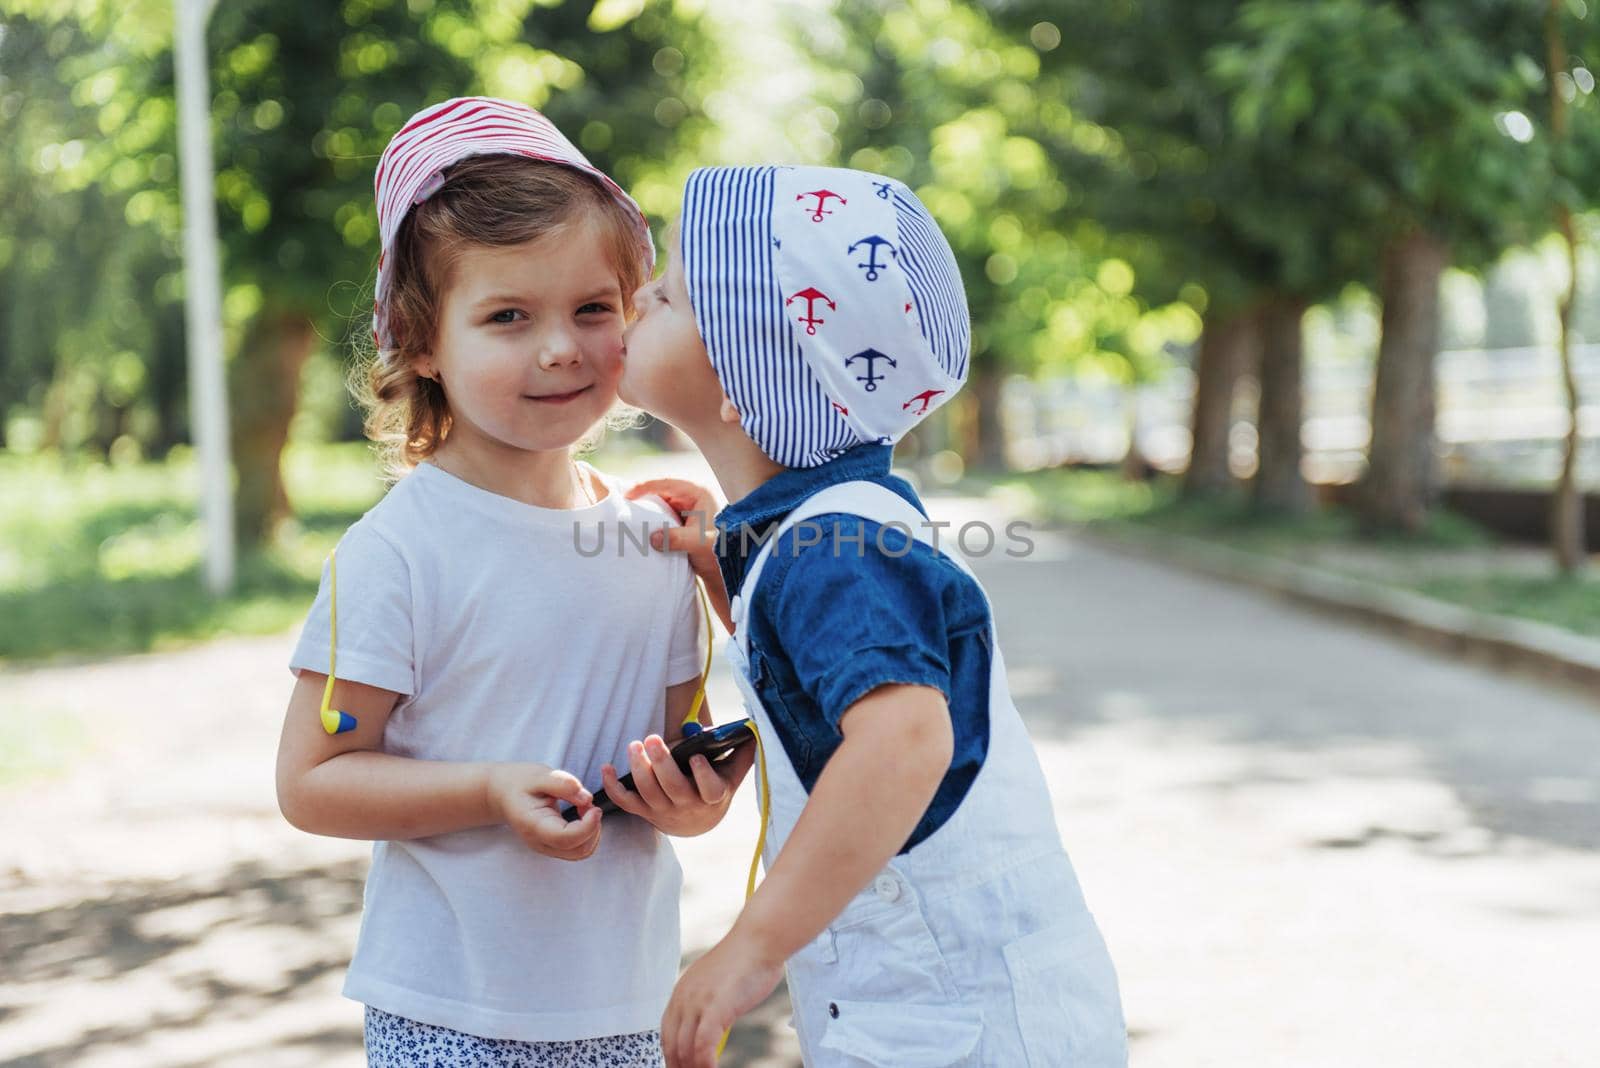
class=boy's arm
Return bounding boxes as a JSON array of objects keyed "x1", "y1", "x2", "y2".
[
  {"x1": 276, "y1": 671, "x2": 600, "y2": 855},
  {"x1": 660, "y1": 683, "x2": 952, "y2": 1066}
]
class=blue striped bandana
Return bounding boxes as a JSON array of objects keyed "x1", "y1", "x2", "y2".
[{"x1": 681, "y1": 165, "x2": 971, "y2": 468}]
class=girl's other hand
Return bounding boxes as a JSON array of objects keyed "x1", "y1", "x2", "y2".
[
  {"x1": 600, "y1": 734, "x2": 754, "y2": 837},
  {"x1": 485, "y1": 763, "x2": 602, "y2": 861}
]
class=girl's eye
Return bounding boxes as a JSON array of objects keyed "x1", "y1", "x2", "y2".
[
  {"x1": 578, "y1": 302, "x2": 615, "y2": 316},
  {"x1": 488, "y1": 309, "x2": 523, "y2": 324}
]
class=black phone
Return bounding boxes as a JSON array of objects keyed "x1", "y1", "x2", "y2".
[{"x1": 560, "y1": 719, "x2": 756, "y2": 822}]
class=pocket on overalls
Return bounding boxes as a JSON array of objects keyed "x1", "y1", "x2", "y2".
[
  {"x1": 816, "y1": 1000, "x2": 983, "y2": 1066},
  {"x1": 1002, "y1": 919, "x2": 1128, "y2": 1067}
]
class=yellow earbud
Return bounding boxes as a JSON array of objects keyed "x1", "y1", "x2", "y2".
[{"x1": 320, "y1": 546, "x2": 358, "y2": 735}]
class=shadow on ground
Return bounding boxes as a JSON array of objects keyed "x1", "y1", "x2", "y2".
[{"x1": 1, "y1": 853, "x2": 801, "y2": 1067}]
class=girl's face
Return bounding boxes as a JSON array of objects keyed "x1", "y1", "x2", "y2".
[
  {"x1": 425, "y1": 212, "x2": 626, "y2": 457},
  {"x1": 618, "y1": 232, "x2": 725, "y2": 428}
]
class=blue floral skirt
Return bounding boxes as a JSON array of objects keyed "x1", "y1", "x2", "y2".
[{"x1": 364, "y1": 1005, "x2": 665, "y2": 1067}]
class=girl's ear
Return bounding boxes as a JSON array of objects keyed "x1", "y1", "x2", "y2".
[{"x1": 718, "y1": 394, "x2": 741, "y2": 425}]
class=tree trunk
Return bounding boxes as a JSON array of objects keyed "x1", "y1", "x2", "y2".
[
  {"x1": 1120, "y1": 388, "x2": 1146, "y2": 481},
  {"x1": 1184, "y1": 307, "x2": 1259, "y2": 500},
  {"x1": 1358, "y1": 229, "x2": 1448, "y2": 535},
  {"x1": 1552, "y1": 209, "x2": 1585, "y2": 572},
  {"x1": 970, "y1": 360, "x2": 1008, "y2": 472},
  {"x1": 1253, "y1": 295, "x2": 1311, "y2": 514},
  {"x1": 1548, "y1": 0, "x2": 1586, "y2": 574},
  {"x1": 231, "y1": 309, "x2": 316, "y2": 547},
  {"x1": 150, "y1": 304, "x2": 190, "y2": 456}
]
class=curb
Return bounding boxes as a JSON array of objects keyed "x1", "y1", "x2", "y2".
[{"x1": 1072, "y1": 521, "x2": 1600, "y2": 698}]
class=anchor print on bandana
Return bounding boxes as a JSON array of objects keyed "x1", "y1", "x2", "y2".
[
  {"x1": 903, "y1": 389, "x2": 945, "y2": 415},
  {"x1": 846, "y1": 348, "x2": 897, "y2": 392},
  {"x1": 797, "y1": 188, "x2": 846, "y2": 222},
  {"x1": 848, "y1": 235, "x2": 896, "y2": 281},
  {"x1": 873, "y1": 181, "x2": 891, "y2": 200},
  {"x1": 786, "y1": 286, "x2": 836, "y2": 335}
]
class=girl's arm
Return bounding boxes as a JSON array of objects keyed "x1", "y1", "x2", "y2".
[
  {"x1": 599, "y1": 678, "x2": 755, "y2": 837},
  {"x1": 276, "y1": 671, "x2": 602, "y2": 857},
  {"x1": 661, "y1": 683, "x2": 952, "y2": 1066}
]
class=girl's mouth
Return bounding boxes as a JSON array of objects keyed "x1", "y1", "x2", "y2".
[{"x1": 524, "y1": 385, "x2": 592, "y2": 405}]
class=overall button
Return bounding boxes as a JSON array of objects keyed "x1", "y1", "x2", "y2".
[{"x1": 873, "y1": 874, "x2": 901, "y2": 903}]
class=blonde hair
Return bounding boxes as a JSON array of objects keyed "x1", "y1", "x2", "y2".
[{"x1": 352, "y1": 154, "x2": 649, "y2": 479}]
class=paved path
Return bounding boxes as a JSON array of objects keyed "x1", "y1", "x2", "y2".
[{"x1": 2, "y1": 493, "x2": 1598, "y2": 1066}]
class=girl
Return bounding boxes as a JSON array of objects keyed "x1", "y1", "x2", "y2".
[{"x1": 274, "y1": 98, "x2": 753, "y2": 1067}]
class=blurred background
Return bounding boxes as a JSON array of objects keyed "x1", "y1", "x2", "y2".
[
  {"x1": 3, "y1": 2, "x2": 1599, "y2": 1066},
  {"x1": 2, "y1": 0, "x2": 1599, "y2": 657}
]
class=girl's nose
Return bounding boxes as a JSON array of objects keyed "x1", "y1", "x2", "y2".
[{"x1": 537, "y1": 326, "x2": 582, "y2": 370}]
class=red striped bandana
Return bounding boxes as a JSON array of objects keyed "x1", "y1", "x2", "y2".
[{"x1": 371, "y1": 96, "x2": 654, "y2": 348}]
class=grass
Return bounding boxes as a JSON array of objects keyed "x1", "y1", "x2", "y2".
[
  {"x1": 998, "y1": 466, "x2": 1600, "y2": 638},
  {"x1": 0, "y1": 436, "x2": 665, "y2": 665},
  {"x1": 1411, "y1": 573, "x2": 1600, "y2": 638},
  {"x1": 0, "y1": 442, "x2": 386, "y2": 663}
]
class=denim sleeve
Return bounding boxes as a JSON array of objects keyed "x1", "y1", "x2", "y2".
[{"x1": 766, "y1": 517, "x2": 960, "y2": 731}]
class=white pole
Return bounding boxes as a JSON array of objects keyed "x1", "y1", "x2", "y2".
[{"x1": 174, "y1": 0, "x2": 234, "y2": 595}]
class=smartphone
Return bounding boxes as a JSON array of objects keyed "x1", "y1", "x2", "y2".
[{"x1": 560, "y1": 719, "x2": 756, "y2": 822}]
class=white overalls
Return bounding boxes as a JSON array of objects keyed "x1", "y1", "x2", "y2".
[{"x1": 727, "y1": 480, "x2": 1128, "y2": 1067}]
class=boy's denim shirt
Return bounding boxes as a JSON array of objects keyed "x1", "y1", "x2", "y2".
[{"x1": 715, "y1": 443, "x2": 992, "y2": 852}]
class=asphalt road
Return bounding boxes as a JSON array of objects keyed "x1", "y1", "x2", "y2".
[{"x1": 3, "y1": 495, "x2": 1596, "y2": 1066}]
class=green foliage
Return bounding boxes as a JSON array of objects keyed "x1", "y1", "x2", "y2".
[
  {"x1": 0, "y1": 442, "x2": 383, "y2": 661},
  {"x1": 985, "y1": 0, "x2": 1378, "y2": 312},
  {"x1": 1211, "y1": 0, "x2": 1552, "y2": 267},
  {"x1": 0, "y1": 0, "x2": 719, "y2": 458},
  {"x1": 807, "y1": 0, "x2": 1201, "y2": 384}
]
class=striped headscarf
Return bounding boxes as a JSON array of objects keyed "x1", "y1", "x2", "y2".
[
  {"x1": 372, "y1": 96, "x2": 654, "y2": 349},
  {"x1": 680, "y1": 165, "x2": 970, "y2": 468}
]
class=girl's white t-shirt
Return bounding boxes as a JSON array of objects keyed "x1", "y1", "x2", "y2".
[{"x1": 288, "y1": 460, "x2": 705, "y2": 1042}]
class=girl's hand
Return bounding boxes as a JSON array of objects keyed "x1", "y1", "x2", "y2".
[
  {"x1": 625, "y1": 478, "x2": 734, "y2": 633},
  {"x1": 485, "y1": 763, "x2": 603, "y2": 861},
  {"x1": 662, "y1": 929, "x2": 785, "y2": 1068},
  {"x1": 601, "y1": 734, "x2": 754, "y2": 837}
]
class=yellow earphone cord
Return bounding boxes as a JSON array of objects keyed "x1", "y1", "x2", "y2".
[
  {"x1": 322, "y1": 549, "x2": 771, "y2": 1058},
  {"x1": 683, "y1": 580, "x2": 773, "y2": 1060},
  {"x1": 682, "y1": 579, "x2": 772, "y2": 902},
  {"x1": 319, "y1": 547, "x2": 357, "y2": 735}
]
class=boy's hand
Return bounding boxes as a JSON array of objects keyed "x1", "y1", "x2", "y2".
[
  {"x1": 662, "y1": 929, "x2": 785, "y2": 1068},
  {"x1": 626, "y1": 478, "x2": 735, "y2": 633},
  {"x1": 601, "y1": 734, "x2": 754, "y2": 837},
  {"x1": 625, "y1": 478, "x2": 721, "y2": 569},
  {"x1": 485, "y1": 763, "x2": 602, "y2": 860}
]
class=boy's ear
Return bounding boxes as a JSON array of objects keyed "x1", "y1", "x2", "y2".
[{"x1": 718, "y1": 394, "x2": 741, "y2": 425}]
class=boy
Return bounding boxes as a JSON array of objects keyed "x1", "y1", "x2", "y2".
[{"x1": 620, "y1": 165, "x2": 1127, "y2": 1067}]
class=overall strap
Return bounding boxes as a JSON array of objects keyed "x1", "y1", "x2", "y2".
[{"x1": 731, "y1": 480, "x2": 934, "y2": 656}]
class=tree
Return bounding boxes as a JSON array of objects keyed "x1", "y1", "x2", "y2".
[
  {"x1": 1544, "y1": 0, "x2": 1598, "y2": 573},
  {"x1": 1217, "y1": 0, "x2": 1558, "y2": 533},
  {"x1": 1, "y1": 0, "x2": 719, "y2": 546},
  {"x1": 806, "y1": 0, "x2": 1200, "y2": 472},
  {"x1": 986, "y1": 0, "x2": 1375, "y2": 512}
]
